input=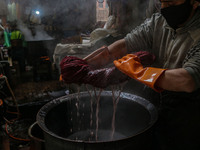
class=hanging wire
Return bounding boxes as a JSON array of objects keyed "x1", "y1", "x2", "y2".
[
  {"x1": 5, "y1": 122, "x2": 31, "y2": 142},
  {"x1": 0, "y1": 75, "x2": 30, "y2": 141},
  {"x1": 2, "y1": 75, "x2": 20, "y2": 118}
]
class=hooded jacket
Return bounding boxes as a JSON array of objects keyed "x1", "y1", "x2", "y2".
[{"x1": 125, "y1": 8, "x2": 200, "y2": 90}]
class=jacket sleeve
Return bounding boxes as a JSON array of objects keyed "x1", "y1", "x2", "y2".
[
  {"x1": 183, "y1": 41, "x2": 200, "y2": 90},
  {"x1": 124, "y1": 13, "x2": 161, "y2": 53}
]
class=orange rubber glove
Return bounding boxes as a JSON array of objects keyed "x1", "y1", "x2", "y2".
[{"x1": 114, "y1": 54, "x2": 166, "y2": 92}]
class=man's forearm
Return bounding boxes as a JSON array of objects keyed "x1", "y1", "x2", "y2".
[
  {"x1": 108, "y1": 39, "x2": 128, "y2": 59},
  {"x1": 156, "y1": 68, "x2": 195, "y2": 93}
]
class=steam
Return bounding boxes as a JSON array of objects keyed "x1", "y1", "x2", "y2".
[
  {"x1": 25, "y1": 0, "x2": 96, "y2": 30},
  {"x1": 14, "y1": 0, "x2": 160, "y2": 47},
  {"x1": 122, "y1": 0, "x2": 160, "y2": 32},
  {"x1": 16, "y1": 0, "x2": 96, "y2": 41},
  {"x1": 17, "y1": 22, "x2": 54, "y2": 41},
  {"x1": 17, "y1": 0, "x2": 158, "y2": 40}
]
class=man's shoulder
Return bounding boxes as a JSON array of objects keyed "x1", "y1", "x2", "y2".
[{"x1": 143, "y1": 12, "x2": 165, "y2": 27}]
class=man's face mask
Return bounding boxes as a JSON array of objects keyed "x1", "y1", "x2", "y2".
[{"x1": 161, "y1": 0, "x2": 193, "y2": 29}]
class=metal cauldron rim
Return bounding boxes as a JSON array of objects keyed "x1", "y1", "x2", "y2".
[{"x1": 36, "y1": 91, "x2": 157, "y2": 144}]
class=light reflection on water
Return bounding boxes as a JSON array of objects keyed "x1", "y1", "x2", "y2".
[{"x1": 67, "y1": 129, "x2": 127, "y2": 142}]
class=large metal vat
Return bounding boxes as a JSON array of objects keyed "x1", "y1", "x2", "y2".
[{"x1": 37, "y1": 91, "x2": 157, "y2": 150}]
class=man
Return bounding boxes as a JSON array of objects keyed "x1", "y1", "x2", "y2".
[{"x1": 84, "y1": 0, "x2": 200, "y2": 149}]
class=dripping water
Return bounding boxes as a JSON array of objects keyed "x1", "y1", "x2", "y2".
[
  {"x1": 110, "y1": 82, "x2": 125, "y2": 140},
  {"x1": 69, "y1": 82, "x2": 126, "y2": 141},
  {"x1": 94, "y1": 87, "x2": 103, "y2": 141}
]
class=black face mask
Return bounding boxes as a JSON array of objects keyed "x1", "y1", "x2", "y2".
[{"x1": 161, "y1": 0, "x2": 193, "y2": 29}]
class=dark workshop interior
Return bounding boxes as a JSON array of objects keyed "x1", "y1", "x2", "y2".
[{"x1": 1, "y1": 0, "x2": 199, "y2": 150}]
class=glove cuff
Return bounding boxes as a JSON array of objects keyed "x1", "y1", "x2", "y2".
[{"x1": 138, "y1": 67, "x2": 166, "y2": 92}]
